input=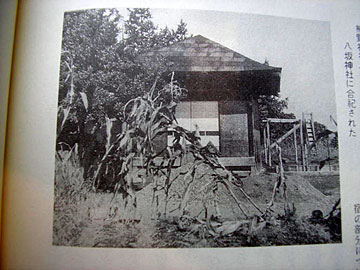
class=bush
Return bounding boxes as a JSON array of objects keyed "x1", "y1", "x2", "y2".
[{"x1": 247, "y1": 213, "x2": 332, "y2": 246}]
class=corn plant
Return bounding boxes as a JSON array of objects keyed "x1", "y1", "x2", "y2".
[
  {"x1": 57, "y1": 61, "x2": 267, "y2": 231},
  {"x1": 84, "y1": 73, "x2": 265, "y2": 223}
]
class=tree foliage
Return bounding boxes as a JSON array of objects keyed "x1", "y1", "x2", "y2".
[
  {"x1": 124, "y1": 8, "x2": 188, "y2": 53},
  {"x1": 258, "y1": 95, "x2": 295, "y2": 121},
  {"x1": 258, "y1": 95, "x2": 296, "y2": 140},
  {"x1": 57, "y1": 8, "x2": 190, "y2": 179}
]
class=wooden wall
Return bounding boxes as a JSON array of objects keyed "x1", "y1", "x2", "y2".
[{"x1": 151, "y1": 71, "x2": 268, "y2": 166}]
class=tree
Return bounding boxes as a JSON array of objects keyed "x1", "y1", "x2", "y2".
[
  {"x1": 258, "y1": 95, "x2": 295, "y2": 120},
  {"x1": 124, "y1": 8, "x2": 157, "y2": 52},
  {"x1": 57, "y1": 8, "x2": 190, "y2": 181},
  {"x1": 172, "y1": 19, "x2": 189, "y2": 41},
  {"x1": 258, "y1": 95, "x2": 296, "y2": 141},
  {"x1": 124, "y1": 9, "x2": 190, "y2": 53}
]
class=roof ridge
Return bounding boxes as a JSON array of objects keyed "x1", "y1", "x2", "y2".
[
  {"x1": 156, "y1": 34, "x2": 279, "y2": 70},
  {"x1": 139, "y1": 34, "x2": 281, "y2": 72}
]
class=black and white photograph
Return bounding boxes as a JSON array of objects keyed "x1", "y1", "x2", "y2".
[{"x1": 53, "y1": 8, "x2": 341, "y2": 248}]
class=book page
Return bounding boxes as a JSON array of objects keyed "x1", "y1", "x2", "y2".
[
  {"x1": 0, "y1": 0, "x2": 18, "y2": 243},
  {"x1": 2, "y1": 0, "x2": 360, "y2": 269}
]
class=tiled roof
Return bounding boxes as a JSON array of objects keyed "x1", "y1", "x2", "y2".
[{"x1": 140, "y1": 35, "x2": 281, "y2": 72}]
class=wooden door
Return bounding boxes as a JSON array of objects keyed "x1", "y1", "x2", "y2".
[{"x1": 219, "y1": 101, "x2": 249, "y2": 157}]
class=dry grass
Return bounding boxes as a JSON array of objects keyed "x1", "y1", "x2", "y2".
[
  {"x1": 53, "y1": 147, "x2": 90, "y2": 246},
  {"x1": 53, "y1": 149, "x2": 341, "y2": 248}
]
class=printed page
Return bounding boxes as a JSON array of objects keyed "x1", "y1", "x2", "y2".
[{"x1": 1, "y1": 0, "x2": 360, "y2": 269}]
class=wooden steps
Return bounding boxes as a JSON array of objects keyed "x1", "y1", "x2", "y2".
[{"x1": 303, "y1": 112, "x2": 316, "y2": 147}]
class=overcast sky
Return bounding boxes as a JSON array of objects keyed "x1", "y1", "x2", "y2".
[{"x1": 120, "y1": 8, "x2": 337, "y2": 130}]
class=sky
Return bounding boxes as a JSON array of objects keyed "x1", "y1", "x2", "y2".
[{"x1": 147, "y1": 8, "x2": 337, "y2": 130}]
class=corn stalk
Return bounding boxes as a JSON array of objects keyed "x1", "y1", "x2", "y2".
[
  {"x1": 55, "y1": 70, "x2": 267, "y2": 222},
  {"x1": 267, "y1": 143, "x2": 288, "y2": 211}
]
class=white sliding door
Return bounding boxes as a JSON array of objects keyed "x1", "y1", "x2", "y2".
[{"x1": 168, "y1": 101, "x2": 219, "y2": 149}]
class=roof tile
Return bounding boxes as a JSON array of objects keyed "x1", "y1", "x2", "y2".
[{"x1": 140, "y1": 35, "x2": 281, "y2": 72}]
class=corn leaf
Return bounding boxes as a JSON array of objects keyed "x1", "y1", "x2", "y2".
[{"x1": 79, "y1": 91, "x2": 88, "y2": 111}]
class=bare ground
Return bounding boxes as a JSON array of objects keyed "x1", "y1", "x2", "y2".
[{"x1": 53, "y1": 171, "x2": 341, "y2": 248}]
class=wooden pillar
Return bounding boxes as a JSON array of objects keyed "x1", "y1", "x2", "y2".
[
  {"x1": 278, "y1": 145, "x2": 284, "y2": 182},
  {"x1": 266, "y1": 121, "x2": 271, "y2": 166},
  {"x1": 304, "y1": 144, "x2": 308, "y2": 171},
  {"x1": 310, "y1": 113, "x2": 316, "y2": 141},
  {"x1": 293, "y1": 123, "x2": 298, "y2": 164},
  {"x1": 264, "y1": 127, "x2": 268, "y2": 165},
  {"x1": 327, "y1": 136, "x2": 331, "y2": 171},
  {"x1": 300, "y1": 118, "x2": 305, "y2": 170}
]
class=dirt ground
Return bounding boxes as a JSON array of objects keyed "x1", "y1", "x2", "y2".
[
  {"x1": 239, "y1": 171, "x2": 340, "y2": 217},
  {"x1": 55, "y1": 170, "x2": 340, "y2": 248}
]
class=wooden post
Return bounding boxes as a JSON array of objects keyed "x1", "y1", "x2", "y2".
[
  {"x1": 310, "y1": 113, "x2": 316, "y2": 141},
  {"x1": 293, "y1": 123, "x2": 298, "y2": 164},
  {"x1": 263, "y1": 127, "x2": 268, "y2": 165},
  {"x1": 300, "y1": 118, "x2": 305, "y2": 171},
  {"x1": 269, "y1": 123, "x2": 300, "y2": 149},
  {"x1": 304, "y1": 144, "x2": 309, "y2": 171},
  {"x1": 266, "y1": 121, "x2": 271, "y2": 167},
  {"x1": 278, "y1": 145, "x2": 284, "y2": 183},
  {"x1": 327, "y1": 136, "x2": 331, "y2": 171}
]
